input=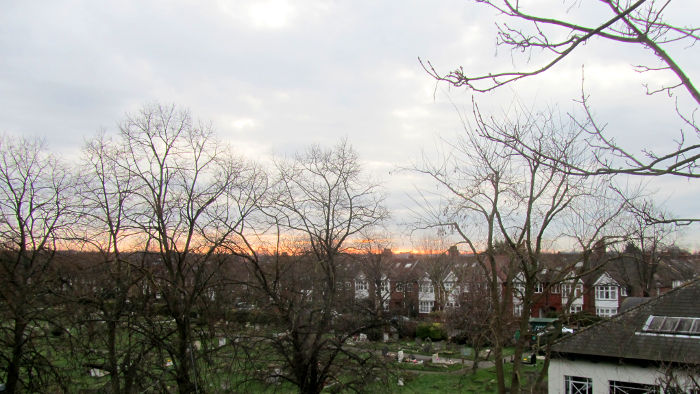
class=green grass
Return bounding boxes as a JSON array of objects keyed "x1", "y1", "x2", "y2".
[
  {"x1": 395, "y1": 361, "x2": 465, "y2": 372},
  {"x1": 363, "y1": 358, "x2": 546, "y2": 393}
]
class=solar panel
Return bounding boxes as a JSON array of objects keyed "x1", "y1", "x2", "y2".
[
  {"x1": 643, "y1": 316, "x2": 700, "y2": 336},
  {"x1": 691, "y1": 319, "x2": 700, "y2": 334},
  {"x1": 677, "y1": 318, "x2": 693, "y2": 334},
  {"x1": 660, "y1": 317, "x2": 680, "y2": 331}
]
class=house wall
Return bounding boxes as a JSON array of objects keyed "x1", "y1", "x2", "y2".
[
  {"x1": 548, "y1": 358, "x2": 695, "y2": 394},
  {"x1": 531, "y1": 290, "x2": 563, "y2": 317}
]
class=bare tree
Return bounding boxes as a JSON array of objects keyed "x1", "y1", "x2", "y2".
[
  {"x1": 612, "y1": 199, "x2": 678, "y2": 296},
  {"x1": 0, "y1": 136, "x2": 76, "y2": 392},
  {"x1": 242, "y1": 140, "x2": 390, "y2": 394},
  {"x1": 422, "y1": 0, "x2": 700, "y2": 181},
  {"x1": 413, "y1": 106, "x2": 621, "y2": 393},
  {"x1": 355, "y1": 232, "x2": 394, "y2": 322},
  {"x1": 65, "y1": 132, "x2": 160, "y2": 393},
  {"x1": 445, "y1": 264, "x2": 493, "y2": 372},
  {"x1": 104, "y1": 103, "x2": 264, "y2": 392}
]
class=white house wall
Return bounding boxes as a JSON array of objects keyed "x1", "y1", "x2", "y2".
[{"x1": 548, "y1": 358, "x2": 696, "y2": 394}]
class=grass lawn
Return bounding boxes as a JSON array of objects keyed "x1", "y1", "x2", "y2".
[{"x1": 373, "y1": 359, "x2": 546, "y2": 393}]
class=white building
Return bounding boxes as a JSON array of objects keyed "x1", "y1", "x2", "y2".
[{"x1": 549, "y1": 280, "x2": 700, "y2": 394}]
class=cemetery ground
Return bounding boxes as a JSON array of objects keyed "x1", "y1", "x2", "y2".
[{"x1": 23, "y1": 325, "x2": 543, "y2": 392}]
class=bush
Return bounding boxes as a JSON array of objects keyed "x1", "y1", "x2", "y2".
[
  {"x1": 364, "y1": 327, "x2": 383, "y2": 342},
  {"x1": 415, "y1": 322, "x2": 447, "y2": 341}
]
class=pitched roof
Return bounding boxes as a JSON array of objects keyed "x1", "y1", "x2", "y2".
[{"x1": 552, "y1": 279, "x2": 700, "y2": 365}]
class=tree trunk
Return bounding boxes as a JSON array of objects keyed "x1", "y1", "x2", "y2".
[
  {"x1": 175, "y1": 316, "x2": 197, "y2": 393},
  {"x1": 5, "y1": 319, "x2": 27, "y2": 393},
  {"x1": 107, "y1": 319, "x2": 121, "y2": 394}
]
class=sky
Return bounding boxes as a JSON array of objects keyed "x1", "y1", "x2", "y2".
[{"x1": 1, "y1": 0, "x2": 699, "y2": 252}]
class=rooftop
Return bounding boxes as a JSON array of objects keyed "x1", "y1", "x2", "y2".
[{"x1": 552, "y1": 279, "x2": 700, "y2": 365}]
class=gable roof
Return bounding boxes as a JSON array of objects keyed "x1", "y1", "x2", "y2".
[{"x1": 552, "y1": 279, "x2": 700, "y2": 365}]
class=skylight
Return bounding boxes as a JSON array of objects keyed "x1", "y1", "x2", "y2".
[{"x1": 641, "y1": 315, "x2": 700, "y2": 336}]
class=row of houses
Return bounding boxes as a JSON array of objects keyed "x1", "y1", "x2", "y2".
[
  {"x1": 52, "y1": 246, "x2": 700, "y2": 325},
  {"x1": 342, "y1": 247, "x2": 700, "y2": 321}
]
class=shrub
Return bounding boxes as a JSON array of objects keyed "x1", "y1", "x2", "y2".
[{"x1": 416, "y1": 322, "x2": 447, "y2": 341}]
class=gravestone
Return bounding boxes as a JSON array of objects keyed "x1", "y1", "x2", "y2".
[
  {"x1": 89, "y1": 368, "x2": 107, "y2": 377},
  {"x1": 432, "y1": 353, "x2": 439, "y2": 363},
  {"x1": 479, "y1": 348, "x2": 492, "y2": 360},
  {"x1": 422, "y1": 338, "x2": 432, "y2": 354},
  {"x1": 358, "y1": 333, "x2": 368, "y2": 342},
  {"x1": 218, "y1": 338, "x2": 226, "y2": 347},
  {"x1": 383, "y1": 332, "x2": 389, "y2": 342},
  {"x1": 193, "y1": 340, "x2": 202, "y2": 350},
  {"x1": 397, "y1": 350, "x2": 404, "y2": 362},
  {"x1": 415, "y1": 337, "x2": 422, "y2": 346}
]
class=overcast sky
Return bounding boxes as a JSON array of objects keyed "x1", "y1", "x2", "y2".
[{"x1": 1, "y1": 0, "x2": 698, "y2": 251}]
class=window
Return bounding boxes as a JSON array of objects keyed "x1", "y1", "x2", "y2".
[
  {"x1": 444, "y1": 281, "x2": 453, "y2": 290},
  {"x1": 620, "y1": 286, "x2": 628, "y2": 297},
  {"x1": 419, "y1": 301, "x2": 433, "y2": 313},
  {"x1": 420, "y1": 282, "x2": 434, "y2": 294},
  {"x1": 609, "y1": 380, "x2": 659, "y2": 393},
  {"x1": 569, "y1": 304, "x2": 583, "y2": 314},
  {"x1": 381, "y1": 280, "x2": 390, "y2": 294},
  {"x1": 596, "y1": 285, "x2": 618, "y2": 300},
  {"x1": 596, "y1": 307, "x2": 618, "y2": 317},
  {"x1": 565, "y1": 375, "x2": 592, "y2": 394},
  {"x1": 514, "y1": 304, "x2": 523, "y2": 317},
  {"x1": 562, "y1": 283, "x2": 584, "y2": 298},
  {"x1": 551, "y1": 284, "x2": 560, "y2": 294},
  {"x1": 355, "y1": 280, "x2": 367, "y2": 291},
  {"x1": 395, "y1": 282, "x2": 404, "y2": 292},
  {"x1": 535, "y1": 282, "x2": 544, "y2": 293}
]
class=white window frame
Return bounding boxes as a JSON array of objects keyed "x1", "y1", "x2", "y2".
[
  {"x1": 381, "y1": 280, "x2": 390, "y2": 294},
  {"x1": 355, "y1": 280, "x2": 367, "y2": 291},
  {"x1": 609, "y1": 380, "x2": 659, "y2": 393},
  {"x1": 596, "y1": 307, "x2": 618, "y2": 317},
  {"x1": 419, "y1": 300, "x2": 433, "y2": 313},
  {"x1": 569, "y1": 304, "x2": 583, "y2": 314},
  {"x1": 565, "y1": 375, "x2": 592, "y2": 394},
  {"x1": 514, "y1": 304, "x2": 523, "y2": 317},
  {"x1": 513, "y1": 282, "x2": 526, "y2": 298},
  {"x1": 596, "y1": 285, "x2": 618, "y2": 301}
]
